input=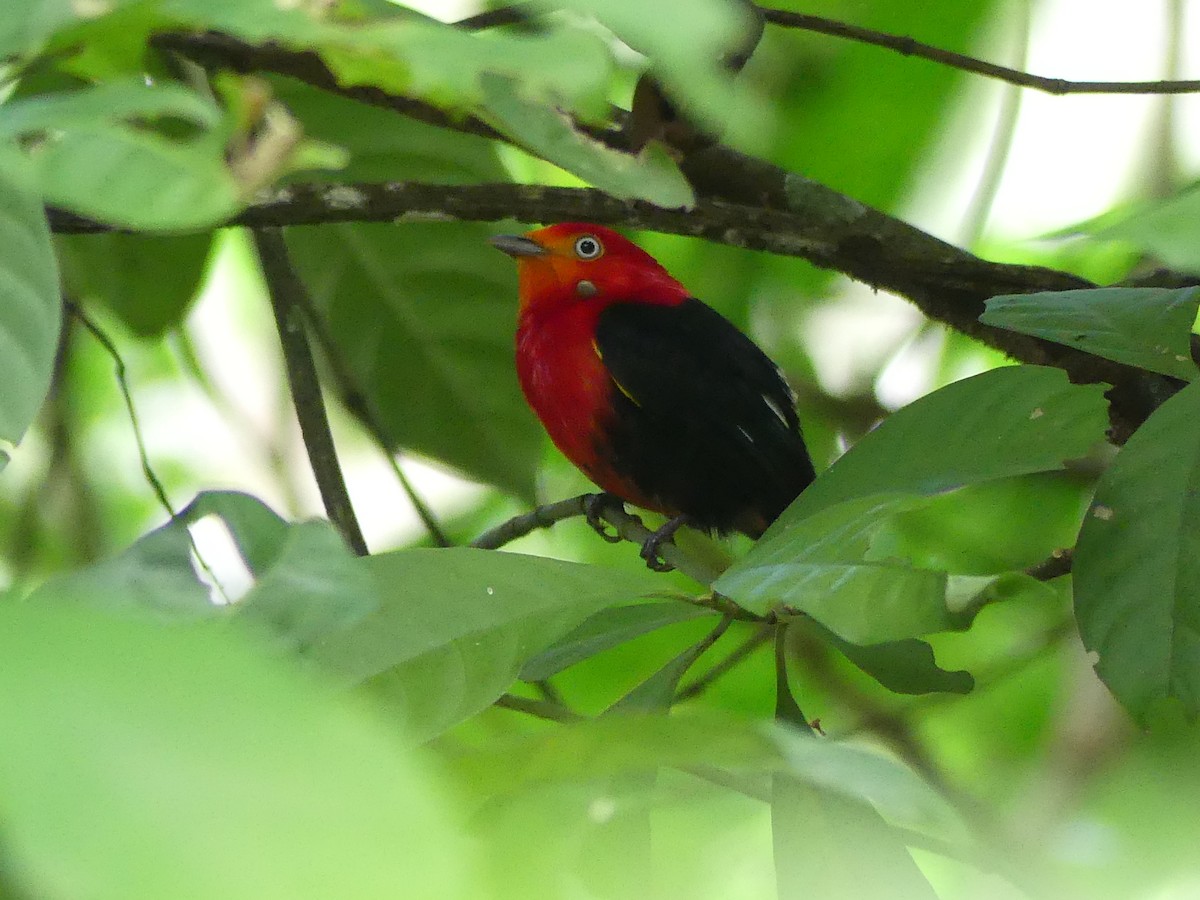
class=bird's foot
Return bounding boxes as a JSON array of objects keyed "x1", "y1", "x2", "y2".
[
  {"x1": 583, "y1": 493, "x2": 624, "y2": 543},
  {"x1": 640, "y1": 515, "x2": 691, "y2": 572}
]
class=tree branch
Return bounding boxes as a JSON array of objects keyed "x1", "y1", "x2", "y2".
[
  {"x1": 253, "y1": 227, "x2": 369, "y2": 556},
  {"x1": 48, "y1": 178, "x2": 1186, "y2": 440}
]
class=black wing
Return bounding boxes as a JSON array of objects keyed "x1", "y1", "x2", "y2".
[{"x1": 594, "y1": 298, "x2": 815, "y2": 534}]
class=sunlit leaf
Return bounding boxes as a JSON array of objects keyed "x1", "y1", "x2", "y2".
[
  {"x1": 1075, "y1": 380, "x2": 1200, "y2": 722},
  {"x1": 0, "y1": 602, "x2": 472, "y2": 900},
  {"x1": 983, "y1": 287, "x2": 1200, "y2": 381},
  {"x1": 1094, "y1": 183, "x2": 1200, "y2": 274}
]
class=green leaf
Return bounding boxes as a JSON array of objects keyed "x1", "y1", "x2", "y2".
[
  {"x1": 520, "y1": 602, "x2": 715, "y2": 681},
  {"x1": 982, "y1": 287, "x2": 1200, "y2": 381},
  {"x1": 0, "y1": 147, "x2": 61, "y2": 451},
  {"x1": 810, "y1": 623, "x2": 974, "y2": 696},
  {"x1": 479, "y1": 75, "x2": 695, "y2": 208},
  {"x1": 26, "y1": 514, "x2": 217, "y2": 621},
  {"x1": 715, "y1": 493, "x2": 951, "y2": 640},
  {"x1": 57, "y1": 232, "x2": 213, "y2": 336},
  {"x1": 0, "y1": 602, "x2": 472, "y2": 900},
  {"x1": 286, "y1": 221, "x2": 542, "y2": 497},
  {"x1": 1075, "y1": 379, "x2": 1200, "y2": 722},
  {"x1": 780, "y1": 365, "x2": 1110, "y2": 522},
  {"x1": 531, "y1": 0, "x2": 767, "y2": 137},
  {"x1": 29, "y1": 123, "x2": 240, "y2": 230},
  {"x1": 179, "y1": 490, "x2": 291, "y2": 576},
  {"x1": 772, "y1": 774, "x2": 938, "y2": 900},
  {"x1": 309, "y1": 548, "x2": 659, "y2": 741},
  {"x1": 0, "y1": 78, "x2": 221, "y2": 141},
  {"x1": 606, "y1": 619, "x2": 726, "y2": 713},
  {"x1": 1095, "y1": 183, "x2": 1200, "y2": 274},
  {"x1": 0, "y1": 0, "x2": 74, "y2": 59}
]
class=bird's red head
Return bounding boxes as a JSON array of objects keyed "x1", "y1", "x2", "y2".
[{"x1": 490, "y1": 223, "x2": 690, "y2": 321}]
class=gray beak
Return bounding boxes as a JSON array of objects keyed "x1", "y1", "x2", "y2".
[{"x1": 488, "y1": 234, "x2": 549, "y2": 258}]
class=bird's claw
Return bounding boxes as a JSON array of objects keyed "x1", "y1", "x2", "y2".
[
  {"x1": 639, "y1": 515, "x2": 690, "y2": 572},
  {"x1": 584, "y1": 493, "x2": 624, "y2": 543}
]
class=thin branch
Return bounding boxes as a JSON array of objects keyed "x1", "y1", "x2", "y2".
[
  {"x1": 65, "y1": 302, "x2": 175, "y2": 519},
  {"x1": 1026, "y1": 548, "x2": 1073, "y2": 581},
  {"x1": 494, "y1": 693, "x2": 582, "y2": 723},
  {"x1": 759, "y1": 7, "x2": 1200, "y2": 95},
  {"x1": 470, "y1": 494, "x2": 594, "y2": 549},
  {"x1": 676, "y1": 623, "x2": 774, "y2": 702},
  {"x1": 253, "y1": 228, "x2": 369, "y2": 556},
  {"x1": 289, "y1": 287, "x2": 450, "y2": 547}
]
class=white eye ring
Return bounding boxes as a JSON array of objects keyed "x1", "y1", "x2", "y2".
[{"x1": 573, "y1": 235, "x2": 603, "y2": 260}]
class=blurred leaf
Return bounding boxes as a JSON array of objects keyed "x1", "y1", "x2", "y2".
[
  {"x1": 810, "y1": 623, "x2": 974, "y2": 696},
  {"x1": 57, "y1": 232, "x2": 213, "y2": 336},
  {"x1": 29, "y1": 123, "x2": 240, "y2": 230},
  {"x1": 309, "y1": 548, "x2": 659, "y2": 741},
  {"x1": 1095, "y1": 183, "x2": 1200, "y2": 274},
  {"x1": 772, "y1": 775, "x2": 937, "y2": 900},
  {"x1": 531, "y1": 0, "x2": 767, "y2": 136},
  {"x1": 982, "y1": 287, "x2": 1200, "y2": 381},
  {"x1": 520, "y1": 602, "x2": 715, "y2": 681},
  {"x1": 26, "y1": 514, "x2": 217, "y2": 621},
  {"x1": 1075, "y1": 380, "x2": 1200, "y2": 722},
  {"x1": 480, "y1": 75, "x2": 695, "y2": 208},
  {"x1": 0, "y1": 602, "x2": 472, "y2": 900},
  {"x1": 287, "y1": 221, "x2": 542, "y2": 497},
  {"x1": 0, "y1": 147, "x2": 61, "y2": 450},
  {"x1": 778, "y1": 366, "x2": 1109, "y2": 522},
  {"x1": 0, "y1": 0, "x2": 75, "y2": 58},
  {"x1": 0, "y1": 78, "x2": 221, "y2": 140},
  {"x1": 715, "y1": 493, "x2": 951, "y2": 640}
]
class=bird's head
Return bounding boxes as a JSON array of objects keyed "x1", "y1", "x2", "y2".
[{"x1": 490, "y1": 223, "x2": 689, "y2": 319}]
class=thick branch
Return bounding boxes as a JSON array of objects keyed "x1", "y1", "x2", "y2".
[{"x1": 48, "y1": 178, "x2": 1184, "y2": 439}]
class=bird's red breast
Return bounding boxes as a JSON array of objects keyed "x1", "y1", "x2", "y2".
[{"x1": 496, "y1": 224, "x2": 689, "y2": 512}]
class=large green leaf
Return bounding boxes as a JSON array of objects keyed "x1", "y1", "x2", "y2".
[
  {"x1": 982, "y1": 287, "x2": 1200, "y2": 381},
  {"x1": 0, "y1": 148, "x2": 62, "y2": 452},
  {"x1": 0, "y1": 0, "x2": 74, "y2": 58},
  {"x1": 1075, "y1": 380, "x2": 1200, "y2": 722},
  {"x1": 287, "y1": 221, "x2": 541, "y2": 497},
  {"x1": 0, "y1": 602, "x2": 471, "y2": 900},
  {"x1": 57, "y1": 232, "x2": 213, "y2": 336},
  {"x1": 715, "y1": 493, "x2": 951, "y2": 639},
  {"x1": 479, "y1": 75, "x2": 695, "y2": 208},
  {"x1": 777, "y1": 365, "x2": 1109, "y2": 522},
  {"x1": 309, "y1": 548, "x2": 660, "y2": 741},
  {"x1": 0, "y1": 78, "x2": 221, "y2": 140},
  {"x1": 30, "y1": 123, "x2": 240, "y2": 230}
]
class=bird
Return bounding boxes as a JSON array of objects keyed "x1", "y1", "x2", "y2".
[{"x1": 490, "y1": 223, "x2": 816, "y2": 568}]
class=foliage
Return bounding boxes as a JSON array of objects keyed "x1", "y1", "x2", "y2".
[{"x1": 3, "y1": 0, "x2": 1200, "y2": 898}]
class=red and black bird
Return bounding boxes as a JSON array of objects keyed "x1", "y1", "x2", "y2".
[{"x1": 491, "y1": 223, "x2": 815, "y2": 564}]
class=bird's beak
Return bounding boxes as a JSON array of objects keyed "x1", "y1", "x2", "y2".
[{"x1": 489, "y1": 234, "x2": 549, "y2": 258}]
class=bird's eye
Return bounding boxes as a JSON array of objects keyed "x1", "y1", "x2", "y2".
[{"x1": 573, "y1": 235, "x2": 603, "y2": 260}]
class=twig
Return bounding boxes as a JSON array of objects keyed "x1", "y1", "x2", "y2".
[
  {"x1": 253, "y1": 228, "x2": 369, "y2": 556},
  {"x1": 470, "y1": 494, "x2": 590, "y2": 549},
  {"x1": 1026, "y1": 548, "x2": 1073, "y2": 581},
  {"x1": 759, "y1": 7, "x2": 1200, "y2": 95},
  {"x1": 494, "y1": 692, "x2": 582, "y2": 723},
  {"x1": 65, "y1": 301, "x2": 175, "y2": 519},
  {"x1": 676, "y1": 623, "x2": 774, "y2": 702},
  {"x1": 289, "y1": 288, "x2": 450, "y2": 547}
]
